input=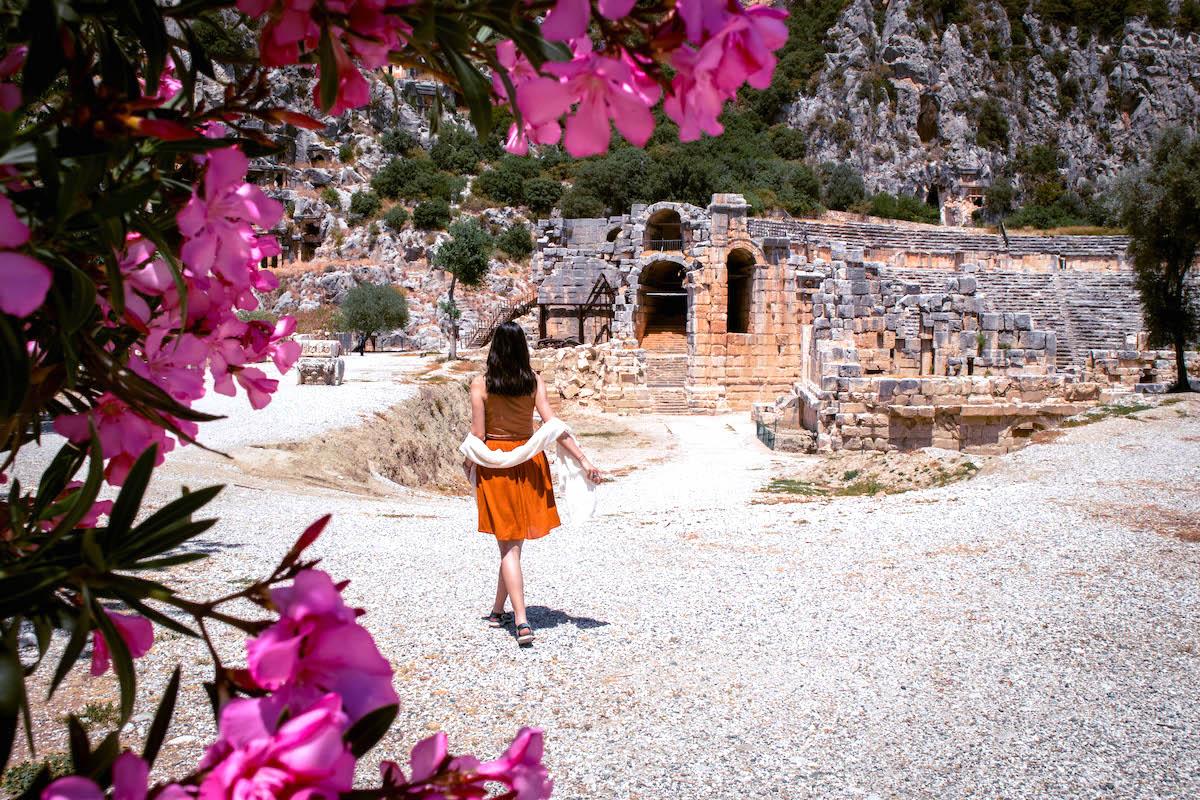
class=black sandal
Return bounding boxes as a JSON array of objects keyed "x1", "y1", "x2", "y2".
[
  {"x1": 515, "y1": 622, "x2": 535, "y2": 645},
  {"x1": 486, "y1": 611, "x2": 513, "y2": 628}
]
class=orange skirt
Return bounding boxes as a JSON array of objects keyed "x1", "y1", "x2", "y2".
[{"x1": 475, "y1": 438, "x2": 560, "y2": 541}]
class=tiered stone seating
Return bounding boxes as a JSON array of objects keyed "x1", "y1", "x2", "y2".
[
  {"x1": 1060, "y1": 272, "x2": 1143, "y2": 356},
  {"x1": 876, "y1": 268, "x2": 1148, "y2": 368},
  {"x1": 748, "y1": 219, "x2": 1130, "y2": 259}
]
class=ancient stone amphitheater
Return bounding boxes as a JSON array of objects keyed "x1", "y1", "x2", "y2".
[{"x1": 527, "y1": 195, "x2": 1196, "y2": 454}]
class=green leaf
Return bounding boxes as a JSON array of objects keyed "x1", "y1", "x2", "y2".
[
  {"x1": 36, "y1": 433, "x2": 104, "y2": 558},
  {"x1": 441, "y1": 47, "x2": 494, "y2": 139},
  {"x1": 48, "y1": 608, "x2": 90, "y2": 700},
  {"x1": 0, "y1": 630, "x2": 23, "y2": 773},
  {"x1": 106, "y1": 445, "x2": 159, "y2": 540},
  {"x1": 0, "y1": 315, "x2": 30, "y2": 417},
  {"x1": 33, "y1": 442, "x2": 86, "y2": 518},
  {"x1": 67, "y1": 715, "x2": 90, "y2": 774},
  {"x1": 89, "y1": 596, "x2": 137, "y2": 722},
  {"x1": 142, "y1": 666, "x2": 180, "y2": 767},
  {"x1": 107, "y1": 594, "x2": 197, "y2": 639},
  {"x1": 120, "y1": 485, "x2": 222, "y2": 557},
  {"x1": 317, "y1": 29, "x2": 340, "y2": 112},
  {"x1": 344, "y1": 703, "x2": 398, "y2": 758}
]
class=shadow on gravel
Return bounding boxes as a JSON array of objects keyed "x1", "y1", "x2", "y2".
[
  {"x1": 526, "y1": 606, "x2": 609, "y2": 631},
  {"x1": 183, "y1": 538, "x2": 243, "y2": 554}
]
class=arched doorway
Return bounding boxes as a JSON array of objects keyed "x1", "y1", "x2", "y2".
[
  {"x1": 726, "y1": 248, "x2": 755, "y2": 334},
  {"x1": 645, "y1": 209, "x2": 683, "y2": 251},
  {"x1": 637, "y1": 260, "x2": 687, "y2": 352}
]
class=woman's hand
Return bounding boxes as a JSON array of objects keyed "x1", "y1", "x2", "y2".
[{"x1": 580, "y1": 458, "x2": 603, "y2": 484}]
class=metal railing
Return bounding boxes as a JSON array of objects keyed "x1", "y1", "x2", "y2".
[
  {"x1": 756, "y1": 419, "x2": 776, "y2": 450},
  {"x1": 645, "y1": 238, "x2": 684, "y2": 251}
]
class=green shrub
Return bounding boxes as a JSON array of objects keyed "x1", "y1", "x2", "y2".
[
  {"x1": 349, "y1": 190, "x2": 382, "y2": 220},
  {"x1": 383, "y1": 205, "x2": 409, "y2": 229},
  {"x1": 371, "y1": 157, "x2": 464, "y2": 202},
  {"x1": 819, "y1": 162, "x2": 865, "y2": 211},
  {"x1": 559, "y1": 189, "x2": 607, "y2": 218},
  {"x1": 381, "y1": 128, "x2": 417, "y2": 155},
  {"x1": 473, "y1": 158, "x2": 533, "y2": 206},
  {"x1": 496, "y1": 224, "x2": 534, "y2": 260},
  {"x1": 1181, "y1": 0, "x2": 1200, "y2": 34},
  {"x1": 236, "y1": 308, "x2": 278, "y2": 325},
  {"x1": 523, "y1": 177, "x2": 564, "y2": 215},
  {"x1": 768, "y1": 126, "x2": 807, "y2": 160},
  {"x1": 321, "y1": 186, "x2": 342, "y2": 210},
  {"x1": 571, "y1": 147, "x2": 656, "y2": 215},
  {"x1": 976, "y1": 97, "x2": 1010, "y2": 149},
  {"x1": 413, "y1": 199, "x2": 452, "y2": 230},
  {"x1": 338, "y1": 142, "x2": 355, "y2": 162},
  {"x1": 868, "y1": 192, "x2": 941, "y2": 224},
  {"x1": 430, "y1": 125, "x2": 488, "y2": 174}
]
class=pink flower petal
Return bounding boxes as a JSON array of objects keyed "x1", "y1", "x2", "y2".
[
  {"x1": 409, "y1": 732, "x2": 448, "y2": 783},
  {"x1": 112, "y1": 752, "x2": 149, "y2": 800},
  {"x1": 0, "y1": 195, "x2": 30, "y2": 248},
  {"x1": 0, "y1": 251, "x2": 50, "y2": 317},
  {"x1": 541, "y1": 0, "x2": 590, "y2": 42},
  {"x1": 41, "y1": 776, "x2": 104, "y2": 800},
  {"x1": 563, "y1": 93, "x2": 612, "y2": 158},
  {"x1": 597, "y1": 0, "x2": 635, "y2": 20}
]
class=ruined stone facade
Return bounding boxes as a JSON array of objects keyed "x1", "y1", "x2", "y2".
[{"x1": 530, "y1": 194, "x2": 1196, "y2": 455}]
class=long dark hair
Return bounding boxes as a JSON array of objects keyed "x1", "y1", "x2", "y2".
[{"x1": 485, "y1": 322, "x2": 536, "y2": 396}]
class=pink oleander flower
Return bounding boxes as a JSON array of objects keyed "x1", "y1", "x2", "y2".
[
  {"x1": 198, "y1": 692, "x2": 355, "y2": 800},
  {"x1": 238, "y1": 0, "x2": 318, "y2": 66},
  {"x1": 129, "y1": 326, "x2": 210, "y2": 404},
  {"x1": 662, "y1": 43, "x2": 728, "y2": 142},
  {"x1": 0, "y1": 45, "x2": 26, "y2": 111},
  {"x1": 39, "y1": 481, "x2": 114, "y2": 531},
  {"x1": 53, "y1": 393, "x2": 185, "y2": 485},
  {"x1": 542, "y1": 0, "x2": 637, "y2": 42},
  {"x1": 494, "y1": 41, "x2": 571, "y2": 155},
  {"x1": 706, "y1": 5, "x2": 789, "y2": 94},
  {"x1": 90, "y1": 611, "x2": 154, "y2": 676},
  {"x1": 42, "y1": 752, "x2": 189, "y2": 800},
  {"x1": 0, "y1": 193, "x2": 52, "y2": 318},
  {"x1": 542, "y1": 41, "x2": 661, "y2": 157},
  {"x1": 246, "y1": 569, "x2": 397, "y2": 724},
  {"x1": 674, "y1": 0, "x2": 731, "y2": 44},
  {"x1": 475, "y1": 728, "x2": 552, "y2": 800},
  {"x1": 177, "y1": 147, "x2": 283, "y2": 284},
  {"x1": 316, "y1": 37, "x2": 372, "y2": 116},
  {"x1": 380, "y1": 728, "x2": 552, "y2": 800}
]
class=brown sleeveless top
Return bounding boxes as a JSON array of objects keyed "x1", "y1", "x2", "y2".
[{"x1": 484, "y1": 391, "x2": 535, "y2": 439}]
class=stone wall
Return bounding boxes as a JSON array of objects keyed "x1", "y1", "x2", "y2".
[
  {"x1": 1086, "y1": 346, "x2": 1200, "y2": 391},
  {"x1": 530, "y1": 341, "x2": 652, "y2": 412}
]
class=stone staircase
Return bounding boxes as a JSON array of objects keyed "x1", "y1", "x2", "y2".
[
  {"x1": 645, "y1": 353, "x2": 689, "y2": 413},
  {"x1": 640, "y1": 328, "x2": 688, "y2": 353}
]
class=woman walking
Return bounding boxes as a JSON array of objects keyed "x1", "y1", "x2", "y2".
[{"x1": 462, "y1": 322, "x2": 601, "y2": 646}]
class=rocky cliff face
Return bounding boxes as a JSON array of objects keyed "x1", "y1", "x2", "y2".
[{"x1": 788, "y1": 0, "x2": 1200, "y2": 209}]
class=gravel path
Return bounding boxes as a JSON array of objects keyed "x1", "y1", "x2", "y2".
[{"x1": 12, "y1": 396, "x2": 1200, "y2": 799}]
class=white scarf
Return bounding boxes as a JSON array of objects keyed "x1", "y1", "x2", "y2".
[{"x1": 458, "y1": 417, "x2": 597, "y2": 524}]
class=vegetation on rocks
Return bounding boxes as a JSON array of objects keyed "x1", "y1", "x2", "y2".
[{"x1": 435, "y1": 218, "x2": 494, "y2": 358}]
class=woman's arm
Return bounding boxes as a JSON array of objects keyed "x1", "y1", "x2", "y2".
[
  {"x1": 469, "y1": 375, "x2": 486, "y2": 439},
  {"x1": 534, "y1": 375, "x2": 602, "y2": 482}
]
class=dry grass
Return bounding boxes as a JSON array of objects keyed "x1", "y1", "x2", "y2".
[
  {"x1": 278, "y1": 381, "x2": 473, "y2": 494},
  {"x1": 1090, "y1": 503, "x2": 1200, "y2": 544}
]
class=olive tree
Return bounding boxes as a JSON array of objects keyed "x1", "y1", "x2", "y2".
[
  {"x1": 1119, "y1": 128, "x2": 1200, "y2": 391},
  {"x1": 434, "y1": 217, "x2": 493, "y2": 359},
  {"x1": 336, "y1": 283, "x2": 410, "y2": 351}
]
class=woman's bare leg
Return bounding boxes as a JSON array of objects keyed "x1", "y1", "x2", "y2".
[
  {"x1": 491, "y1": 563, "x2": 509, "y2": 615},
  {"x1": 497, "y1": 540, "x2": 526, "y2": 625}
]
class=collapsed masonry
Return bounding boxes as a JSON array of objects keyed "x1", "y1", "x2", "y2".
[{"x1": 528, "y1": 194, "x2": 1198, "y2": 455}]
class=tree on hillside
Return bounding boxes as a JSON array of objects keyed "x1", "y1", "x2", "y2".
[
  {"x1": 434, "y1": 217, "x2": 494, "y2": 359},
  {"x1": 336, "y1": 283, "x2": 410, "y2": 354},
  {"x1": 1118, "y1": 128, "x2": 1200, "y2": 391}
]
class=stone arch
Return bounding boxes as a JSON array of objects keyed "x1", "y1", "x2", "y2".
[
  {"x1": 644, "y1": 208, "x2": 683, "y2": 251},
  {"x1": 726, "y1": 247, "x2": 756, "y2": 334},
  {"x1": 635, "y1": 258, "x2": 689, "y2": 347}
]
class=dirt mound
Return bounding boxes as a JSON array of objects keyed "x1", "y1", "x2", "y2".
[
  {"x1": 275, "y1": 382, "x2": 473, "y2": 494},
  {"x1": 759, "y1": 448, "x2": 981, "y2": 503}
]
